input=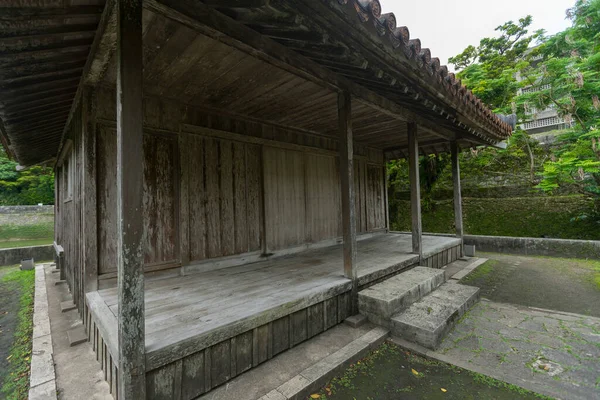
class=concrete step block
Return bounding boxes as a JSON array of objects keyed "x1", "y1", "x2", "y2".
[
  {"x1": 391, "y1": 282, "x2": 480, "y2": 350},
  {"x1": 67, "y1": 327, "x2": 88, "y2": 347},
  {"x1": 359, "y1": 266, "x2": 446, "y2": 326},
  {"x1": 60, "y1": 300, "x2": 76, "y2": 313}
]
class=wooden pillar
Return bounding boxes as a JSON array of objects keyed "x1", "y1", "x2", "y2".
[
  {"x1": 338, "y1": 91, "x2": 358, "y2": 315},
  {"x1": 116, "y1": 0, "x2": 145, "y2": 398},
  {"x1": 82, "y1": 89, "x2": 98, "y2": 294},
  {"x1": 407, "y1": 122, "x2": 423, "y2": 261},
  {"x1": 451, "y1": 141, "x2": 464, "y2": 256}
]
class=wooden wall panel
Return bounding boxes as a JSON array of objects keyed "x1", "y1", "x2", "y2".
[
  {"x1": 245, "y1": 144, "x2": 262, "y2": 253},
  {"x1": 98, "y1": 128, "x2": 179, "y2": 273},
  {"x1": 187, "y1": 134, "x2": 207, "y2": 261},
  {"x1": 97, "y1": 126, "x2": 118, "y2": 275},
  {"x1": 366, "y1": 164, "x2": 386, "y2": 231},
  {"x1": 143, "y1": 133, "x2": 179, "y2": 265},
  {"x1": 305, "y1": 153, "x2": 341, "y2": 243},
  {"x1": 186, "y1": 135, "x2": 262, "y2": 262},
  {"x1": 263, "y1": 147, "x2": 305, "y2": 251}
]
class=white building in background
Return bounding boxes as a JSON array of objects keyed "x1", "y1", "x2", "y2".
[{"x1": 515, "y1": 53, "x2": 573, "y2": 135}]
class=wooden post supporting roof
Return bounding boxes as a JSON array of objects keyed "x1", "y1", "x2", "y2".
[
  {"x1": 408, "y1": 122, "x2": 423, "y2": 261},
  {"x1": 82, "y1": 88, "x2": 98, "y2": 294},
  {"x1": 451, "y1": 141, "x2": 464, "y2": 256},
  {"x1": 116, "y1": 0, "x2": 146, "y2": 398},
  {"x1": 338, "y1": 91, "x2": 358, "y2": 315}
]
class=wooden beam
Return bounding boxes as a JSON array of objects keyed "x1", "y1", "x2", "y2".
[
  {"x1": 338, "y1": 91, "x2": 358, "y2": 315},
  {"x1": 145, "y1": 0, "x2": 465, "y2": 141},
  {"x1": 451, "y1": 141, "x2": 464, "y2": 256},
  {"x1": 53, "y1": 0, "x2": 116, "y2": 169},
  {"x1": 82, "y1": 88, "x2": 98, "y2": 293},
  {"x1": 407, "y1": 122, "x2": 422, "y2": 261},
  {"x1": 116, "y1": 1, "x2": 145, "y2": 399},
  {"x1": 0, "y1": 6, "x2": 104, "y2": 19}
]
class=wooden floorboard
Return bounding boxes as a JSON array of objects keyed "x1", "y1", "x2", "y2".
[{"x1": 91, "y1": 233, "x2": 460, "y2": 368}]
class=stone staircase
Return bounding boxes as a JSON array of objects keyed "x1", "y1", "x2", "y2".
[{"x1": 358, "y1": 266, "x2": 480, "y2": 349}]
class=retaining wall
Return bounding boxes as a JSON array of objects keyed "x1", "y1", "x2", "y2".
[
  {"x1": 0, "y1": 245, "x2": 54, "y2": 266},
  {"x1": 463, "y1": 235, "x2": 600, "y2": 259}
]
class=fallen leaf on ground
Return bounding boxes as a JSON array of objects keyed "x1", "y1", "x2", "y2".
[
  {"x1": 411, "y1": 368, "x2": 419, "y2": 376},
  {"x1": 310, "y1": 394, "x2": 320, "y2": 399}
]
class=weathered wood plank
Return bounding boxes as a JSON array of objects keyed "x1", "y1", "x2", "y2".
[
  {"x1": 116, "y1": 0, "x2": 146, "y2": 397},
  {"x1": 305, "y1": 153, "x2": 340, "y2": 243},
  {"x1": 205, "y1": 137, "x2": 221, "y2": 258},
  {"x1": 188, "y1": 134, "x2": 207, "y2": 261},
  {"x1": 246, "y1": 144, "x2": 262, "y2": 252},
  {"x1": 408, "y1": 122, "x2": 423, "y2": 261},
  {"x1": 451, "y1": 141, "x2": 464, "y2": 256},
  {"x1": 143, "y1": 133, "x2": 178, "y2": 265},
  {"x1": 233, "y1": 142, "x2": 248, "y2": 254},
  {"x1": 271, "y1": 316, "x2": 289, "y2": 357},
  {"x1": 338, "y1": 92, "x2": 357, "y2": 315},
  {"x1": 220, "y1": 140, "x2": 235, "y2": 256},
  {"x1": 307, "y1": 302, "x2": 324, "y2": 339},
  {"x1": 263, "y1": 147, "x2": 305, "y2": 250},
  {"x1": 254, "y1": 324, "x2": 269, "y2": 366},
  {"x1": 234, "y1": 331, "x2": 253, "y2": 375},
  {"x1": 290, "y1": 309, "x2": 308, "y2": 347},
  {"x1": 181, "y1": 351, "x2": 205, "y2": 399},
  {"x1": 324, "y1": 296, "x2": 338, "y2": 330},
  {"x1": 179, "y1": 130, "x2": 190, "y2": 266},
  {"x1": 210, "y1": 341, "x2": 231, "y2": 388}
]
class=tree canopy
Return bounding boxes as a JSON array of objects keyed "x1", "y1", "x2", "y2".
[{"x1": 0, "y1": 149, "x2": 54, "y2": 205}]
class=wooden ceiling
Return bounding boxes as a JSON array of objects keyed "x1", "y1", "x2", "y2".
[
  {"x1": 0, "y1": 0, "x2": 512, "y2": 167},
  {"x1": 0, "y1": 1, "x2": 105, "y2": 166},
  {"x1": 99, "y1": 10, "x2": 443, "y2": 155}
]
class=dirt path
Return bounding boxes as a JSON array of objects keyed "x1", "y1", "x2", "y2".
[
  {"x1": 462, "y1": 253, "x2": 600, "y2": 318},
  {"x1": 0, "y1": 266, "x2": 22, "y2": 390}
]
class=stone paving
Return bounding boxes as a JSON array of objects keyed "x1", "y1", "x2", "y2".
[{"x1": 438, "y1": 299, "x2": 600, "y2": 400}]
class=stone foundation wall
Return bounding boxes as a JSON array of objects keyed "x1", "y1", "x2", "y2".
[{"x1": 0, "y1": 245, "x2": 54, "y2": 266}]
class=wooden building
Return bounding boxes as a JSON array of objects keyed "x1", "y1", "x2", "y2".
[{"x1": 0, "y1": 1, "x2": 511, "y2": 399}]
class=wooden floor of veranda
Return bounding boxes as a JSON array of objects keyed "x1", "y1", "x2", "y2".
[{"x1": 87, "y1": 233, "x2": 460, "y2": 369}]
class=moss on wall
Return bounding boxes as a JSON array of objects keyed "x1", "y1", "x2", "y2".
[{"x1": 390, "y1": 195, "x2": 599, "y2": 240}]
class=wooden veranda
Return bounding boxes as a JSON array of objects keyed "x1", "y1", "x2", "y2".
[{"x1": 0, "y1": 1, "x2": 512, "y2": 399}]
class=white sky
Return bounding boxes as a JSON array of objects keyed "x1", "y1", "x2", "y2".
[{"x1": 382, "y1": 0, "x2": 575, "y2": 70}]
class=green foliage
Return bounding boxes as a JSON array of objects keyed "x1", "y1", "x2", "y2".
[
  {"x1": 514, "y1": 0, "x2": 600, "y2": 204},
  {"x1": 0, "y1": 268, "x2": 35, "y2": 400},
  {"x1": 449, "y1": 15, "x2": 543, "y2": 111},
  {"x1": 0, "y1": 148, "x2": 54, "y2": 205},
  {"x1": 389, "y1": 195, "x2": 598, "y2": 240}
]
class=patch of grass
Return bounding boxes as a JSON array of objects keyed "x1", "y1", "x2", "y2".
[
  {"x1": 460, "y1": 260, "x2": 498, "y2": 283},
  {"x1": 0, "y1": 223, "x2": 53, "y2": 242},
  {"x1": 0, "y1": 239, "x2": 53, "y2": 250},
  {"x1": 0, "y1": 268, "x2": 35, "y2": 400}
]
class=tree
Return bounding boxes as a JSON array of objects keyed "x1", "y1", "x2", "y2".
[
  {"x1": 448, "y1": 15, "x2": 543, "y2": 111},
  {"x1": 515, "y1": 0, "x2": 600, "y2": 211},
  {"x1": 0, "y1": 149, "x2": 54, "y2": 205}
]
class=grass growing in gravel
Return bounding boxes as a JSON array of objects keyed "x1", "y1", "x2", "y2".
[
  {"x1": 0, "y1": 268, "x2": 35, "y2": 400},
  {"x1": 308, "y1": 342, "x2": 551, "y2": 400}
]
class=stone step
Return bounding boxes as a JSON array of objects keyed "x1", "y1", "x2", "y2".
[
  {"x1": 391, "y1": 282, "x2": 480, "y2": 350},
  {"x1": 358, "y1": 267, "x2": 446, "y2": 327}
]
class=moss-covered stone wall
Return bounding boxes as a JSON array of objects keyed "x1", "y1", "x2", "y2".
[{"x1": 390, "y1": 195, "x2": 598, "y2": 240}]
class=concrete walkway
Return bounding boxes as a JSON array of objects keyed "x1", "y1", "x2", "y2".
[
  {"x1": 44, "y1": 264, "x2": 112, "y2": 400},
  {"x1": 399, "y1": 299, "x2": 600, "y2": 400}
]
